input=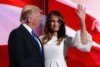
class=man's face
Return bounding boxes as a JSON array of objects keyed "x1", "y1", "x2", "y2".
[{"x1": 29, "y1": 12, "x2": 42, "y2": 29}]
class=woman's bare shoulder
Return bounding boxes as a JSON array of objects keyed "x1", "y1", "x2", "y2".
[{"x1": 39, "y1": 35, "x2": 45, "y2": 39}]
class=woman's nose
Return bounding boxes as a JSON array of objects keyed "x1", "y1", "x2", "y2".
[{"x1": 54, "y1": 21, "x2": 58, "y2": 25}]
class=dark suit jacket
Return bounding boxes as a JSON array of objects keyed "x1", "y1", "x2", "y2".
[{"x1": 8, "y1": 24, "x2": 45, "y2": 67}]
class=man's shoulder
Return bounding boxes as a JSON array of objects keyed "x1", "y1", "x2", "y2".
[
  {"x1": 10, "y1": 25, "x2": 23, "y2": 35},
  {"x1": 11, "y1": 27, "x2": 20, "y2": 33}
]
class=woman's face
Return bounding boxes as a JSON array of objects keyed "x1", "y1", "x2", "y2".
[{"x1": 49, "y1": 15, "x2": 61, "y2": 33}]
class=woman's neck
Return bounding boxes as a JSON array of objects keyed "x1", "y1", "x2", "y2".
[{"x1": 52, "y1": 32, "x2": 57, "y2": 36}]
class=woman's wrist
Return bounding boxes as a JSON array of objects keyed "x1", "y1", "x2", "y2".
[{"x1": 80, "y1": 18, "x2": 85, "y2": 22}]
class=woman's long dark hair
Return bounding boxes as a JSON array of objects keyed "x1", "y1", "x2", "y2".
[{"x1": 41, "y1": 10, "x2": 66, "y2": 45}]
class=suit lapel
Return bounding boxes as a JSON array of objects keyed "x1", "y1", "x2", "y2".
[
  {"x1": 19, "y1": 24, "x2": 44, "y2": 56},
  {"x1": 19, "y1": 25, "x2": 39, "y2": 48}
]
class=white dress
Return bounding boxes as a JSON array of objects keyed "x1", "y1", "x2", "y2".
[{"x1": 40, "y1": 30, "x2": 93, "y2": 67}]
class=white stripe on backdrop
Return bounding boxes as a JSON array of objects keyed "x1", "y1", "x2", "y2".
[
  {"x1": 0, "y1": 4, "x2": 21, "y2": 45},
  {"x1": 0, "y1": 4, "x2": 46, "y2": 45}
]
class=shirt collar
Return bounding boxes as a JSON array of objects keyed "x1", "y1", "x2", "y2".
[{"x1": 22, "y1": 23, "x2": 32, "y2": 35}]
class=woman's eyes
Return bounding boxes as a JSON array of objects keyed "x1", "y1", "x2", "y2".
[
  {"x1": 50, "y1": 20, "x2": 55, "y2": 22},
  {"x1": 57, "y1": 21, "x2": 61, "y2": 23},
  {"x1": 50, "y1": 20, "x2": 60, "y2": 23}
]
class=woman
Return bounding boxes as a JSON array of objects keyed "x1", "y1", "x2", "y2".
[{"x1": 40, "y1": 5, "x2": 92, "y2": 67}]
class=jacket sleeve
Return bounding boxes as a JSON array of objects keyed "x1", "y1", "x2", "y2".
[{"x1": 8, "y1": 30, "x2": 25, "y2": 67}]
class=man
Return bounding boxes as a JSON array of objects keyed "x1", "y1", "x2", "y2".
[{"x1": 8, "y1": 5, "x2": 45, "y2": 67}]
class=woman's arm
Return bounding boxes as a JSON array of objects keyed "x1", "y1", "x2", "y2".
[
  {"x1": 76, "y1": 4, "x2": 87, "y2": 44},
  {"x1": 74, "y1": 4, "x2": 92, "y2": 52}
]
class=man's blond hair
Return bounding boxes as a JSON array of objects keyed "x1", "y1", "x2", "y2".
[{"x1": 20, "y1": 5, "x2": 42, "y2": 23}]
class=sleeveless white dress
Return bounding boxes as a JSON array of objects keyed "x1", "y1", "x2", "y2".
[
  {"x1": 40, "y1": 30, "x2": 92, "y2": 67},
  {"x1": 44, "y1": 36, "x2": 67, "y2": 67}
]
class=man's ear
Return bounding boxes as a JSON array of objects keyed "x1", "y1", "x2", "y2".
[{"x1": 27, "y1": 16, "x2": 31, "y2": 23}]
